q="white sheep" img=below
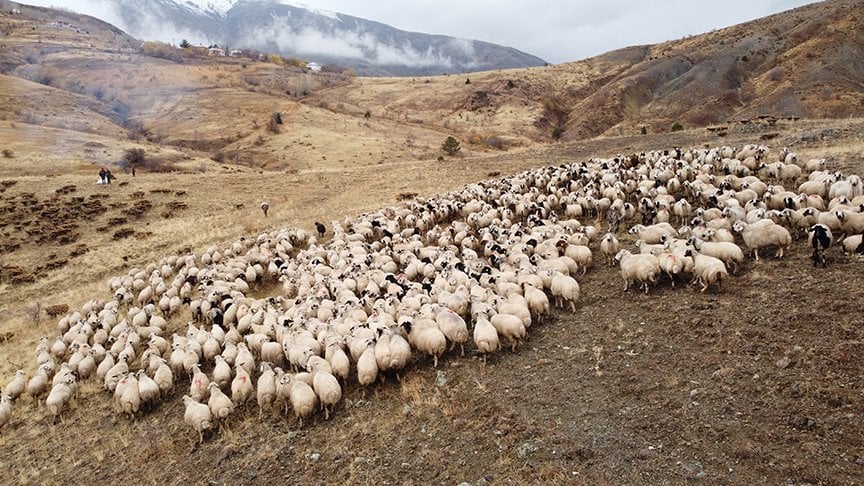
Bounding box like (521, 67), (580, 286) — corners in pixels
(190, 365), (210, 403)
(256, 363), (277, 417)
(26, 367), (51, 404)
(286, 374), (318, 428)
(614, 250), (660, 294)
(309, 361), (342, 419)
(400, 317), (446, 367)
(153, 357), (174, 394)
(472, 314), (500, 362)
(599, 233), (619, 266)
(688, 252), (728, 292)
(628, 223), (677, 244)
(836, 210), (864, 236)
(550, 271), (580, 312)
(231, 362), (254, 407)
(4, 370), (26, 402)
(434, 305), (470, 356)
(356, 339), (378, 386)
(207, 382), (235, 432)
(521, 283), (550, 322)
(841, 234), (864, 254)
(46, 374), (77, 422)
(118, 373), (141, 419)
(689, 238), (745, 274)
(657, 252), (692, 287)
(0, 393), (13, 429)
(489, 312), (527, 352)
(732, 220), (792, 260)
(182, 395), (212, 444)
(136, 370), (160, 412)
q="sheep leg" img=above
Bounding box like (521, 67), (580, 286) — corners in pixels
(460, 344), (465, 357)
(753, 249), (760, 261)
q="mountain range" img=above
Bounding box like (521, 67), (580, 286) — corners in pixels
(75, 0), (547, 76)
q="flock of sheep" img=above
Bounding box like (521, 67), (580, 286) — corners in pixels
(2, 143), (863, 443)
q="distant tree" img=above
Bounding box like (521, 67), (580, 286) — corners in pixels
(123, 148), (146, 166)
(465, 78), (471, 85)
(179, 39), (191, 48)
(268, 112), (282, 133)
(441, 136), (461, 156)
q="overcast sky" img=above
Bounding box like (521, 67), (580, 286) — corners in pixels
(23, 0), (818, 63)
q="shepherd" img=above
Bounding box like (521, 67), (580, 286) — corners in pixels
(260, 201), (269, 217)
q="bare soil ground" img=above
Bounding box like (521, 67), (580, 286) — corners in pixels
(1, 119), (863, 485)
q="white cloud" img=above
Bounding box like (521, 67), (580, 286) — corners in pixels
(20, 0), (820, 63)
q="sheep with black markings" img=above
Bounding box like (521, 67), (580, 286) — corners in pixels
(808, 224), (833, 267)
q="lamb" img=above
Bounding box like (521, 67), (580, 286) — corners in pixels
(808, 224), (832, 267)
(732, 220), (792, 260)
(4, 370), (26, 401)
(688, 238), (745, 274)
(0, 393), (12, 429)
(599, 233), (620, 266)
(614, 250), (661, 294)
(687, 251), (728, 292)
(182, 395), (212, 444)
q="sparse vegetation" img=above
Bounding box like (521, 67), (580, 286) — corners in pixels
(122, 148), (146, 167)
(441, 136), (461, 155)
(2, 148), (13, 158)
(179, 39), (190, 48)
(671, 121), (684, 132)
